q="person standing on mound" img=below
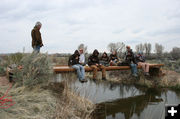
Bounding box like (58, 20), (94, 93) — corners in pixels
(31, 21), (43, 53)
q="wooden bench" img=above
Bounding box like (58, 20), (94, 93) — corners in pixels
(53, 64), (164, 73)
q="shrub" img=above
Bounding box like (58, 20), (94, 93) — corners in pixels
(6, 53), (24, 65)
(0, 66), (6, 76)
(15, 53), (53, 87)
(0, 57), (7, 76)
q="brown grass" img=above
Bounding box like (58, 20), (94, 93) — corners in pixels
(55, 81), (94, 119)
(0, 78), (94, 119)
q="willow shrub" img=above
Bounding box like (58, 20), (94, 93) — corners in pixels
(15, 53), (53, 87)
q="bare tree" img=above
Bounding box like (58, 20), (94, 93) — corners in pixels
(78, 43), (88, 55)
(135, 43), (144, 53)
(170, 47), (180, 60)
(144, 43), (152, 56)
(107, 42), (126, 57)
(154, 43), (164, 58)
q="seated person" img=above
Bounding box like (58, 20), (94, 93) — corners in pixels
(100, 52), (109, 67)
(136, 51), (150, 76)
(88, 49), (106, 80)
(125, 46), (138, 77)
(109, 51), (118, 66)
(79, 48), (85, 66)
(68, 50), (87, 82)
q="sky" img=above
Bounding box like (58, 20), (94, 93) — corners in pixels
(0, 0), (180, 54)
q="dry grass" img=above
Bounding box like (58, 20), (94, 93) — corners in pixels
(0, 85), (56, 119)
(56, 81), (95, 119)
(0, 81), (94, 119)
(100, 69), (180, 90)
(159, 70), (180, 88)
(0, 53), (95, 119)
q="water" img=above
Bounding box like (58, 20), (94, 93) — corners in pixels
(55, 74), (180, 119)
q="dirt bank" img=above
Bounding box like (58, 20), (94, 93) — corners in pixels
(0, 77), (94, 119)
(103, 70), (180, 90)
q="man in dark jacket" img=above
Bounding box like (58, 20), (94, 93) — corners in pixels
(31, 21), (43, 53)
(68, 50), (87, 82)
(136, 51), (150, 76)
(88, 49), (106, 80)
(125, 46), (138, 77)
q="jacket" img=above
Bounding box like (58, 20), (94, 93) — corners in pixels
(31, 26), (43, 47)
(100, 52), (109, 62)
(88, 49), (99, 66)
(124, 49), (136, 65)
(68, 50), (80, 66)
(136, 55), (145, 63)
(109, 54), (118, 61)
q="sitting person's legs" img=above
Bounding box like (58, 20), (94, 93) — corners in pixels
(99, 65), (106, 80)
(130, 63), (138, 77)
(90, 65), (98, 79)
(145, 63), (150, 75)
(138, 62), (150, 76)
(110, 60), (117, 66)
(72, 64), (83, 80)
(78, 64), (85, 80)
(138, 62), (146, 72)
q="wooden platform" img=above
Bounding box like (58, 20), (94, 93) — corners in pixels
(53, 64), (164, 73)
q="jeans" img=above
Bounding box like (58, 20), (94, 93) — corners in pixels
(33, 45), (41, 53)
(72, 64), (85, 81)
(130, 63), (137, 75)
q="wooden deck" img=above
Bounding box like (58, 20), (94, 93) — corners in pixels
(53, 64), (164, 73)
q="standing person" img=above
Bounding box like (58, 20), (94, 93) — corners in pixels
(88, 49), (106, 80)
(68, 50), (87, 83)
(100, 52), (109, 67)
(79, 48), (85, 66)
(31, 21), (43, 53)
(125, 46), (138, 77)
(109, 51), (118, 66)
(136, 51), (150, 76)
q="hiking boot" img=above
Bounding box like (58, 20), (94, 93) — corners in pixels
(92, 78), (97, 82)
(83, 79), (88, 82)
(80, 79), (88, 83)
(102, 77), (106, 80)
(132, 74), (138, 77)
(145, 72), (150, 76)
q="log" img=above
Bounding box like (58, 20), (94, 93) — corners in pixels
(53, 64), (164, 73)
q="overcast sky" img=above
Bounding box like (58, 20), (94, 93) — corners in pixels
(0, 0), (180, 53)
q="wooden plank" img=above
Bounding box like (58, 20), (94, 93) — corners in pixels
(53, 64), (164, 73)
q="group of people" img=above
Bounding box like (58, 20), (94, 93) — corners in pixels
(68, 46), (150, 83)
(31, 21), (150, 83)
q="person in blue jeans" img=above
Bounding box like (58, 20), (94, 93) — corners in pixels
(125, 46), (138, 77)
(68, 50), (87, 82)
(31, 21), (43, 53)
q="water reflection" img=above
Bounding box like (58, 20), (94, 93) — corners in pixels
(93, 88), (163, 119)
(55, 74), (180, 119)
(71, 80), (144, 103)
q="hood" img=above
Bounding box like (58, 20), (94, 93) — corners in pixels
(102, 52), (108, 57)
(73, 50), (80, 57)
(138, 51), (143, 55)
(93, 49), (99, 56)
